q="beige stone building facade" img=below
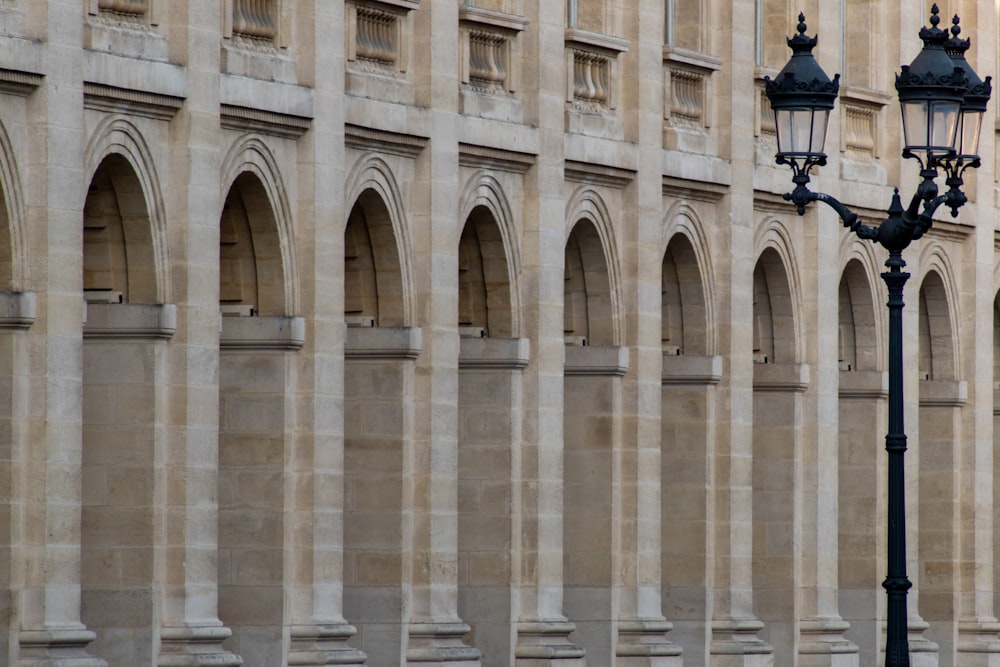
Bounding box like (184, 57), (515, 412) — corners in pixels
(2, 1), (1000, 666)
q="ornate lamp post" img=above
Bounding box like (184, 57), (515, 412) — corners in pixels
(764, 6), (991, 667)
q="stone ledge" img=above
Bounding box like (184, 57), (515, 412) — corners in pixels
(564, 344), (628, 377)
(83, 302), (175, 340)
(220, 315), (304, 351)
(459, 336), (529, 370)
(345, 326), (421, 360)
(0, 291), (34, 330)
(838, 370), (888, 399)
(752, 362), (809, 392)
(661, 354), (722, 385)
(919, 378), (967, 407)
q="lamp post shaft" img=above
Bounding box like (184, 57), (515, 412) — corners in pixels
(882, 250), (912, 667)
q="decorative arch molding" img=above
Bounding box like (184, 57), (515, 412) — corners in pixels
(0, 117), (26, 290)
(915, 242), (962, 380)
(458, 171), (523, 338)
(82, 115), (171, 303)
(219, 134), (299, 316)
(565, 185), (625, 347)
(345, 154), (416, 327)
(838, 235), (886, 367)
(662, 201), (717, 356)
(753, 217), (804, 364)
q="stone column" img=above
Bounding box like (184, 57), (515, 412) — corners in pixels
(16, 2), (101, 664)
(0, 293), (34, 662)
(457, 336), (530, 666)
(513, 1), (582, 663)
(80, 304), (175, 666)
(156, 1), (239, 663)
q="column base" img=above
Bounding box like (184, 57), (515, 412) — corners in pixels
(156, 625), (242, 667)
(515, 620), (585, 666)
(956, 620), (1000, 666)
(710, 618), (773, 667)
(798, 618), (859, 667)
(906, 618), (939, 667)
(17, 628), (106, 667)
(406, 622), (480, 666)
(288, 624), (367, 666)
(616, 618), (683, 666)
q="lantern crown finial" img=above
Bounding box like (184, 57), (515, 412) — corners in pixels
(786, 12), (816, 52)
(919, 4), (949, 45)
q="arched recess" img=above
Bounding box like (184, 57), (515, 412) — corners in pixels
(751, 244), (803, 666)
(216, 159), (299, 665)
(752, 240), (800, 365)
(660, 221), (712, 355)
(916, 265), (962, 660)
(838, 256), (881, 372)
(562, 193), (625, 664)
(219, 136), (297, 316)
(455, 200), (522, 666)
(659, 220), (716, 664)
(82, 116), (169, 303)
(341, 178), (416, 663)
(344, 156), (415, 327)
(81, 149), (171, 666)
(457, 172), (521, 338)
(563, 188), (623, 347)
(837, 256), (886, 666)
(0, 118), (25, 291)
(917, 269), (958, 382)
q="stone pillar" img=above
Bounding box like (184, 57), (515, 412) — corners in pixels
(457, 336), (529, 667)
(216, 316), (304, 665)
(342, 326), (420, 665)
(661, 354), (722, 666)
(562, 345), (628, 665)
(751, 362), (809, 667)
(0, 293), (34, 662)
(406, 1), (479, 663)
(838, 371), (888, 666)
(80, 304), (175, 666)
(917, 380), (966, 666)
(156, 1), (238, 662)
(16, 2), (101, 663)
(513, 1), (582, 664)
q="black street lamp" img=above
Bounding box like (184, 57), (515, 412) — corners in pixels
(764, 6), (991, 667)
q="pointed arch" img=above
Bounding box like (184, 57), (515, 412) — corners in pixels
(219, 135), (298, 316)
(82, 116), (169, 303)
(564, 187), (624, 346)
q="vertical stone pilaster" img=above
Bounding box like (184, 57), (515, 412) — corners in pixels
(16, 1), (101, 664)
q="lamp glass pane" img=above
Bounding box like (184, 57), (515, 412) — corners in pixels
(928, 100), (960, 152)
(901, 100), (929, 150)
(810, 108), (831, 155)
(957, 110), (983, 157)
(775, 107), (826, 155)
